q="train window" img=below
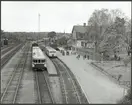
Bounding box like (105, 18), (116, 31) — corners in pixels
(38, 60), (40, 63)
(42, 60), (45, 62)
(50, 51), (56, 53)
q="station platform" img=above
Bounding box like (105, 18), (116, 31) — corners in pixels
(44, 53), (58, 76)
(57, 54), (124, 104)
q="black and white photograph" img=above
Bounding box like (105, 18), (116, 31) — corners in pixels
(1, 1), (131, 104)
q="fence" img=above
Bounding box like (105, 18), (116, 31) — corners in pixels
(119, 81), (131, 87)
(91, 62), (131, 88)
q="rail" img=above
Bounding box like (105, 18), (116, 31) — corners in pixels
(1, 44), (23, 68)
(35, 71), (54, 104)
(1, 43), (29, 103)
(51, 58), (89, 104)
(1, 45), (14, 55)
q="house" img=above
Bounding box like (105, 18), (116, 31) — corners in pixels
(71, 23), (95, 53)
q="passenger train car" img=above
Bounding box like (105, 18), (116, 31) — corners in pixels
(32, 42), (38, 47)
(1, 38), (8, 47)
(57, 47), (65, 53)
(32, 46), (47, 70)
(45, 46), (57, 58)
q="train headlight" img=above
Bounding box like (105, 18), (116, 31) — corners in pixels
(44, 64), (47, 67)
(32, 64), (35, 67)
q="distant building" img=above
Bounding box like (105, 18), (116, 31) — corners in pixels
(71, 23), (95, 53)
(27, 37), (33, 41)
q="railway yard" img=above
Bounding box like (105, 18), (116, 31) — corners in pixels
(1, 41), (89, 104)
(1, 41), (129, 104)
(1, 1), (131, 104)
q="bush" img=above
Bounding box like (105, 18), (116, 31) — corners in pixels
(118, 88), (131, 104)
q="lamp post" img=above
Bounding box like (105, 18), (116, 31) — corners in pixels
(94, 41), (97, 61)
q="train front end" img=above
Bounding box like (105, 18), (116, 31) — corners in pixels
(32, 59), (47, 70)
(32, 46), (47, 70)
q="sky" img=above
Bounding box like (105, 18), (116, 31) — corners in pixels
(1, 1), (131, 33)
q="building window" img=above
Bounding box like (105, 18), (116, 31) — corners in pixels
(80, 33), (84, 39)
(85, 43), (87, 47)
(91, 36), (92, 39)
(81, 41), (84, 47)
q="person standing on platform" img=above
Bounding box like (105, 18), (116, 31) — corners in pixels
(87, 55), (89, 60)
(76, 54), (80, 59)
(83, 55), (86, 60)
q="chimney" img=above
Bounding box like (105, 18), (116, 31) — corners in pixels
(83, 23), (86, 27)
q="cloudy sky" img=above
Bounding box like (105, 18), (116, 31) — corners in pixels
(1, 1), (131, 33)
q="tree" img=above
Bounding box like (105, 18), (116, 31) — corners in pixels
(124, 19), (131, 55)
(88, 9), (111, 52)
(88, 8), (130, 58)
(48, 31), (56, 38)
(118, 88), (131, 104)
(88, 8), (110, 37)
(48, 31), (56, 43)
(57, 36), (68, 46)
(108, 9), (126, 25)
(99, 16), (127, 58)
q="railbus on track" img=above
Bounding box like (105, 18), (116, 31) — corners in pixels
(45, 46), (57, 58)
(32, 46), (47, 70)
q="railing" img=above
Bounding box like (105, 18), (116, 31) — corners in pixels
(119, 81), (131, 87)
(91, 62), (131, 88)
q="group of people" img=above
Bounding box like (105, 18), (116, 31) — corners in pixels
(114, 54), (121, 61)
(76, 54), (89, 60)
(62, 50), (90, 60)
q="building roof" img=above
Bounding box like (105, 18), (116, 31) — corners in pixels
(72, 25), (91, 33)
(72, 25), (92, 40)
(72, 25), (97, 41)
(72, 25), (87, 33)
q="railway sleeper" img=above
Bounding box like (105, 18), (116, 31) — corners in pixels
(7, 85), (17, 89)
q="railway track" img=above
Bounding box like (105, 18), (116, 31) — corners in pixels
(1, 43), (30, 104)
(35, 71), (55, 104)
(1, 45), (9, 50)
(1, 45), (15, 55)
(51, 58), (89, 104)
(1, 44), (23, 69)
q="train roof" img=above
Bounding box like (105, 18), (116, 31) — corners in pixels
(32, 47), (46, 59)
(32, 46), (39, 49)
(57, 47), (64, 50)
(45, 46), (56, 51)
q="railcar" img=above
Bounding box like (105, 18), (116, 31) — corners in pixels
(45, 46), (57, 58)
(32, 46), (47, 70)
(1, 38), (9, 47)
(4, 38), (8, 45)
(57, 47), (65, 53)
(32, 42), (38, 47)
